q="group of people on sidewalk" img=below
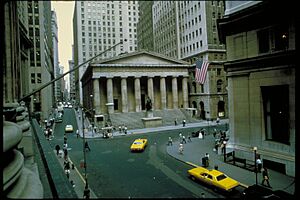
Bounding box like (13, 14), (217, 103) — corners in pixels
(167, 126), (273, 189)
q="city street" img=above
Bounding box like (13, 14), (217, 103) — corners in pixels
(48, 108), (238, 198)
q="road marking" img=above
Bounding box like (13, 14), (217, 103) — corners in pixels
(68, 157), (86, 184)
(239, 182), (248, 188)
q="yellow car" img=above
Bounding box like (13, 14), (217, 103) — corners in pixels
(65, 125), (73, 133)
(188, 166), (239, 192)
(130, 138), (148, 152)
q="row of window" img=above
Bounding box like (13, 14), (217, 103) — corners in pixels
(81, 1), (137, 9)
(31, 73), (41, 84)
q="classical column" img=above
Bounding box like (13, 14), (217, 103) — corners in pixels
(182, 76), (189, 108)
(134, 77), (141, 112)
(93, 78), (101, 114)
(172, 76), (178, 109)
(160, 76), (167, 110)
(147, 76), (154, 110)
(106, 77), (114, 114)
(121, 77), (128, 112)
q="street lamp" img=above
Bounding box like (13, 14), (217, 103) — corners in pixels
(207, 111), (210, 135)
(81, 106), (88, 190)
(223, 140), (227, 162)
(253, 146), (258, 185)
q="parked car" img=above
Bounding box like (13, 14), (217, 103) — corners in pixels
(188, 166), (240, 192)
(65, 125), (73, 133)
(242, 184), (295, 199)
(130, 138), (148, 152)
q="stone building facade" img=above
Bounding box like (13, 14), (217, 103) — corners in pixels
(81, 51), (191, 121)
(217, 1), (295, 176)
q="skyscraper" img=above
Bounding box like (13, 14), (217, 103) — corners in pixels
(51, 10), (62, 103)
(73, 1), (139, 104)
(28, 1), (54, 120)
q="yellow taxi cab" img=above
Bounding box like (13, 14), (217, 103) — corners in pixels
(188, 166), (239, 192)
(130, 138), (148, 152)
(65, 125), (73, 133)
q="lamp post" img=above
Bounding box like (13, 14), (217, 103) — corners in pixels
(89, 94), (94, 131)
(253, 146), (258, 185)
(223, 140), (227, 162)
(81, 106), (88, 189)
(207, 111), (210, 135)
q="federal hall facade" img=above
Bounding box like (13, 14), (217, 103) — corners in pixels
(81, 51), (192, 122)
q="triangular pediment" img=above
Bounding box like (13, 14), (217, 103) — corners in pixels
(91, 50), (189, 65)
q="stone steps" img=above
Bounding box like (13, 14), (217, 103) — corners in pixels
(109, 109), (200, 129)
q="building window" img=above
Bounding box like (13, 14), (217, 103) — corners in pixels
(261, 85), (290, 145)
(31, 73), (35, 83)
(216, 79), (222, 93)
(258, 29), (269, 54)
(217, 68), (221, 76)
(258, 25), (289, 54)
(37, 73), (41, 83)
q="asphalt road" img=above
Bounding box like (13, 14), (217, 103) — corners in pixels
(49, 108), (238, 198)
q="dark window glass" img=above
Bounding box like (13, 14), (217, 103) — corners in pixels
(258, 29), (269, 54)
(262, 85), (290, 144)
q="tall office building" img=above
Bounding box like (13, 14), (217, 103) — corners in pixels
(51, 10), (61, 103)
(28, 1), (54, 120)
(73, 1), (139, 104)
(69, 45), (76, 102)
(3, 1), (43, 198)
(137, 1), (154, 51)
(139, 1), (227, 119)
(152, 1), (181, 59)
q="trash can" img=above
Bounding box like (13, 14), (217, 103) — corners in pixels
(202, 157), (209, 167)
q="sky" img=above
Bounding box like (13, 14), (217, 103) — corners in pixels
(51, 1), (75, 73)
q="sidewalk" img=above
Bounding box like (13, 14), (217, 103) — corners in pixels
(53, 150), (97, 198)
(74, 109), (227, 139)
(166, 136), (295, 194)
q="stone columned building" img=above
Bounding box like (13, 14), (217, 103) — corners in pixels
(81, 51), (192, 128)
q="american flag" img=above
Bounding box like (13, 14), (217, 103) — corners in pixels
(195, 59), (209, 84)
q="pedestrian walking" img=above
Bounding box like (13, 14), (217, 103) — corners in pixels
(182, 135), (187, 144)
(188, 135), (192, 142)
(256, 157), (262, 173)
(76, 129), (79, 138)
(182, 119), (186, 127)
(64, 134), (67, 143)
(83, 184), (90, 199)
(216, 117), (220, 124)
(205, 153), (210, 167)
(168, 137), (173, 146)
(205, 152), (210, 159)
(64, 148), (68, 160)
(84, 141), (91, 151)
(179, 133), (183, 143)
(201, 192), (205, 198)
(63, 141), (68, 150)
(119, 125), (122, 133)
(64, 160), (70, 171)
(261, 167), (271, 188)
(65, 168), (70, 179)
(178, 143), (184, 154)
(124, 126), (127, 134)
(55, 144), (60, 156)
(174, 118), (177, 126)
(70, 180), (75, 188)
